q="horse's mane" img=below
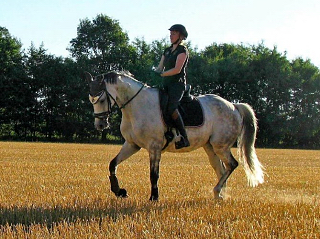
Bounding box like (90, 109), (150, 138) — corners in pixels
(102, 70), (144, 85)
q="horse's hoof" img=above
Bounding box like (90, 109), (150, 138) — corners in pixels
(117, 188), (128, 198)
(149, 195), (159, 201)
(149, 187), (159, 201)
(214, 195), (223, 200)
(214, 190), (223, 200)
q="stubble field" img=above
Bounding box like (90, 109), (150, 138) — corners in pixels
(0, 141), (319, 238)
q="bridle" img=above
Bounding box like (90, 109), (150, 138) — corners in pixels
(90, 83), (145, 120)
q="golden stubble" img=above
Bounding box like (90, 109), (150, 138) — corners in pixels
(0, 142), (319, 238)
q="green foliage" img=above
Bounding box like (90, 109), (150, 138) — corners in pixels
(68, 14), (135, 74)
(0, 27), (31, 139)
(1, 15), (320, 148)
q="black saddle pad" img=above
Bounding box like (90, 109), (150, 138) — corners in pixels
(159, 90), (204, 127)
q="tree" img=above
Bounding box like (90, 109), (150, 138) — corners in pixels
(285, 58), (320, 147)
(0, 27), (32, 139)
(68, 14), (135, 74)
(25, 44), (96, 141)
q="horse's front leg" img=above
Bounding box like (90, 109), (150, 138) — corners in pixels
(149, 146), (162, 201)
(109, 141), (141, 198)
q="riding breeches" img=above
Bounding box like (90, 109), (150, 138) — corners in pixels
(164, 82), (186, 116)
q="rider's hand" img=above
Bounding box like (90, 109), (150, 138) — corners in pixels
(152, 66), (162, 75)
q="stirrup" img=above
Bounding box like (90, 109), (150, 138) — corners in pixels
(175, 136), (190, 149)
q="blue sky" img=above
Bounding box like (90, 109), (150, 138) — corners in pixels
(1, 0), (320, 67)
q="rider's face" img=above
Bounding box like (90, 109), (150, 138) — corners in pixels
(170, 31), (180, 44)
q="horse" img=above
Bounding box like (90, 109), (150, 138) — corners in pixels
(84, 71), (264, 200)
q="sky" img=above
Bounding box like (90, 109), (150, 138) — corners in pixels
(1, 0), (320, 67)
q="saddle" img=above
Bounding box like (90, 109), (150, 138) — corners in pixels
(159, 84), (204, 150)
(159, 84), (204, 128)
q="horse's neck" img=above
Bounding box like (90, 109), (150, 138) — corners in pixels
(120, 87), (158, 124)
(115, 77), (143, 106)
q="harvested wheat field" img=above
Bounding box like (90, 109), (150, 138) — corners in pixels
(0, 142), (319, 238)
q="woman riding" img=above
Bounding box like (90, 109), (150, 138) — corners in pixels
(154, 24), (190, 149)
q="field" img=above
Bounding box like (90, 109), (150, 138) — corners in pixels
(0, 142), (319, 238)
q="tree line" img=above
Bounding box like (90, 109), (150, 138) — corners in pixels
(1, 14), (320, 148)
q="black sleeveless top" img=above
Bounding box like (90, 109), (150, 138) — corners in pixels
(163, 44), (189, 86)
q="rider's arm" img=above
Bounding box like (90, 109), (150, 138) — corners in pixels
(154, 55), (165, 73)
(161, 52), (187, 77)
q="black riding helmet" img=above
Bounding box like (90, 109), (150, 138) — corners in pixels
(168, 24), (188, 40)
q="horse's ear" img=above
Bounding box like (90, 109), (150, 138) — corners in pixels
(83, 71), (93, 83)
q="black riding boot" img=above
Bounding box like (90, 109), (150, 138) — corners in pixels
(173, 111), (190, 149)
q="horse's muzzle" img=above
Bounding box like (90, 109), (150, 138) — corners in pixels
(94, 112), (110, 131)
(95, 118), (109, 131)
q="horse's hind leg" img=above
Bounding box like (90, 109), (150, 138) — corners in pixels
(109, 141), (141, 198)
(211, 145), (238, 199)
(203, 143), (226, 197)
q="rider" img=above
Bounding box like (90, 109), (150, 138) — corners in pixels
(154, 24), (190, 149)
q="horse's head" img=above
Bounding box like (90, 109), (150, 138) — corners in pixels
(84, 72), (118, 131)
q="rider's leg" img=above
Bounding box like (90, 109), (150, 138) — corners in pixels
(172, 109), (190, 149)
(166, 82), (190, 149)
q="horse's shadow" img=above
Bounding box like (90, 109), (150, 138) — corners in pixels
(0, 200), (140, 229)
(0, 197), (219, 229)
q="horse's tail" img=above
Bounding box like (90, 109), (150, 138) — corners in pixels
(234, 103), (264, 187)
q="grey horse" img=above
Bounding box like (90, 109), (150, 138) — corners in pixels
(84, 71), (264, 200)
